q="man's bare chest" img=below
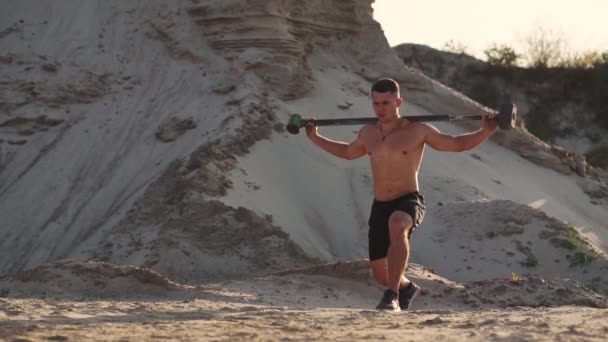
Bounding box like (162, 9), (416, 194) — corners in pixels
(365, 131), (423, 158)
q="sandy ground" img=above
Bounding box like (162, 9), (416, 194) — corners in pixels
(1, 260), (607, 341)
(2, 299), (608, 341)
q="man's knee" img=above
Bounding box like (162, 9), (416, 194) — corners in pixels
(388, 211), (413, 238)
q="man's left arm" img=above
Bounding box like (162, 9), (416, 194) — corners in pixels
(424, 110), (498, 152)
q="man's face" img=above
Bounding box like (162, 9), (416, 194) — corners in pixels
(372, 91), (402, 121)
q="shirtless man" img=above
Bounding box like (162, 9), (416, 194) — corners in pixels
(305, 78), (498, 311)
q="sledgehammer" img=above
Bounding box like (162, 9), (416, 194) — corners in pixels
(286, 103), (517, 134)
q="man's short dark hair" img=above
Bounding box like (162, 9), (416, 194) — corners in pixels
(371, 78), (400, 95)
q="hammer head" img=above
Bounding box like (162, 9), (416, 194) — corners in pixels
(286, 114), (303, 134)
(498, 103), (517, 130)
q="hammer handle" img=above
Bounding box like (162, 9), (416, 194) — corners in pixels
(308, 114), (479, 127)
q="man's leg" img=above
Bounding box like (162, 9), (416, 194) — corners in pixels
(368, 201), (417, 311)
(370, 257), (411, 311)
(370, 258), (411, 289)
(386, 210), (413, 293)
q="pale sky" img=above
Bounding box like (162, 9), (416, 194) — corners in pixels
(372, 0), (608, 58)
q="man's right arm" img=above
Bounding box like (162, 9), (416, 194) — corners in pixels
(306, 123), (367, 160)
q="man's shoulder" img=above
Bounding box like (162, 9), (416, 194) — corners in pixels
(360, 124), (377, 134)
(405, 120), (435, 133)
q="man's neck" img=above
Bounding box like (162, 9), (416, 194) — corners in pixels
(379, 113), (402, 131)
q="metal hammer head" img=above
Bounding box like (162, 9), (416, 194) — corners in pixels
(498, 103), (517, 130)
(286, 114), (303, 134)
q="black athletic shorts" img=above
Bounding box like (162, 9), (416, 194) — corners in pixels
(368, 192), (426, 261)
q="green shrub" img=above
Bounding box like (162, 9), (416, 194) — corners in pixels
(523, 109), (554, 141)
(568, 251), (597, 267)
(484, 44), (521, 67)
(524, 26), (565, 68)
(585, 144), (608, 169)
(557, 50), (605, 69)
(588, 277), (601, 293)
(585, 130), (603, 145)
(561, 226), (581, 250)
(591, 63), (608, 130)
(521, 252), (539, 268)
(468, 79), (501, 109)
(443, 39), (469, 54)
